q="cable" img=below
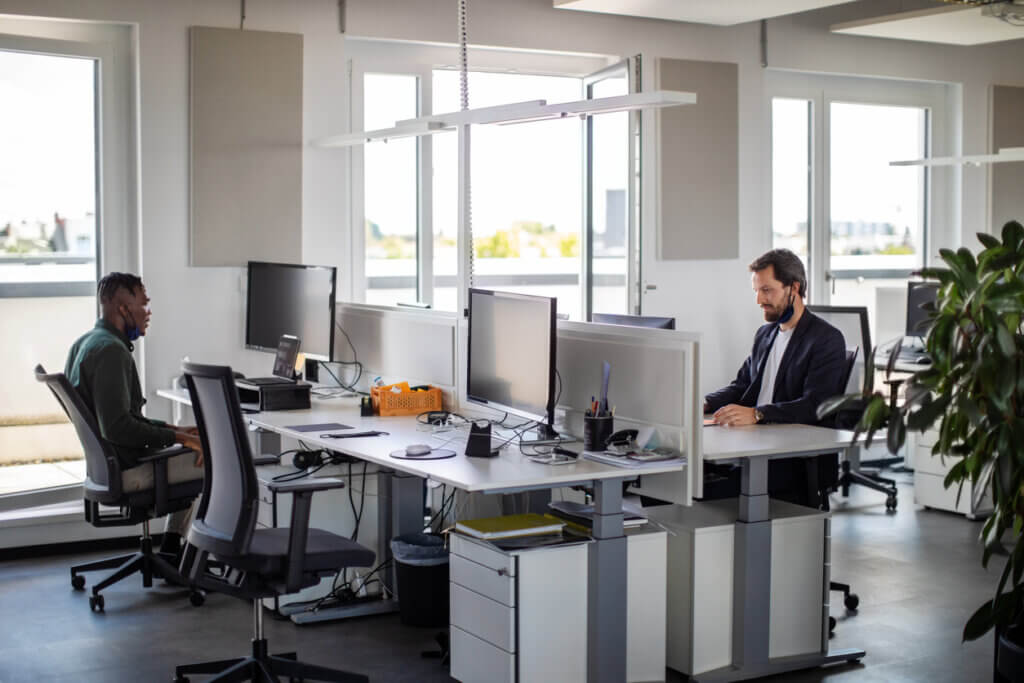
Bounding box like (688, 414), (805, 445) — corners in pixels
(330, 322), (364, 391)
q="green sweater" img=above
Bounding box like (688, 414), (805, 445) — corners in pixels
(65, 319), (176, 467)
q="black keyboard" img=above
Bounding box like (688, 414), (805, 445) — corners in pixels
(241, 377), (294, 386)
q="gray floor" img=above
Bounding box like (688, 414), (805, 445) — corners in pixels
(0, 476), (1000, 683)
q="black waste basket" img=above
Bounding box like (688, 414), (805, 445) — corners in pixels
(390, 533), (449, 627)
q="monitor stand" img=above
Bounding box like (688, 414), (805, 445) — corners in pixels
(520, 422), (574, 447)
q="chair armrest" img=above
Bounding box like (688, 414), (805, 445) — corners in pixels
(136, 445), (193, 463)
(265, 477), (346, 495)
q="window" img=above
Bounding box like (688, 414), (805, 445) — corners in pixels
(0, 49), (97, 295)
(363, 73), (419, 307)
(771, 98), (811, 263)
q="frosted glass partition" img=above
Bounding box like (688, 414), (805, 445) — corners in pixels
(334, 303), (458, 402)
(556, 321), (702, 504)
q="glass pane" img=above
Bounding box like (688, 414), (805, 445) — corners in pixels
(589, 73), (629, 318)
(0, 50), (97, 495)
(364, 74), (418, 307)
(829, 102), (926, 273)
(433, 71), (583, 318)
(771, 98), (811, 262)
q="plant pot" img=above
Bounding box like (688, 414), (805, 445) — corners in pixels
(997, 626), (1024, 681)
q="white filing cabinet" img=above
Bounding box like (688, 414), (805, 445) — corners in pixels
(913, 428), (991, 518)
(449, 529), (667, 683)
(649, 499), (828, 678)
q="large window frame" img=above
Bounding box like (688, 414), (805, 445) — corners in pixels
(766, 71), (954, 306)
(348, 39), (632, 318)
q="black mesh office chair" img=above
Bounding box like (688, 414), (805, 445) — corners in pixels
(34, 364), (204, 612)
(174, 362), (374, 683)
(807, 305), (898, 511)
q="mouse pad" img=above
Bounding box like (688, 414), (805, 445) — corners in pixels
(389, 449), (457, 460)
(285, 422), (352, 432)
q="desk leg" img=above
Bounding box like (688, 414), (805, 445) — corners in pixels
(694, 457), (866, 683)
(588, 478), (627, 683)
(380, 470), (425, 599)
(252, 429), (280, 460)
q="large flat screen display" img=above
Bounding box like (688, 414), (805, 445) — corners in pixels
(246, 261), (336, 360)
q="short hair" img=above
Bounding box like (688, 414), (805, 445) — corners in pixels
(748, 249), (808, 299)
(97, 272), (144, 305)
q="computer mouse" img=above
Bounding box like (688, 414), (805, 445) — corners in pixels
(405, 444), (432, 457)
(915, 355), (931, 364)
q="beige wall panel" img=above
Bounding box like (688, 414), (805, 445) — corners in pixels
(991, 85), (1024, 233)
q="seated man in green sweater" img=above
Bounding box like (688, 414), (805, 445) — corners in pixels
(65, 272), (204, 559)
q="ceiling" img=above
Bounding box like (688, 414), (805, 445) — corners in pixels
(552, 0), (854, 26)
(831, 3), (1024, 45)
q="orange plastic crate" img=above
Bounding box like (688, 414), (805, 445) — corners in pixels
(371, 384), (443, 417)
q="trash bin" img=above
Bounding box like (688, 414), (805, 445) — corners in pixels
(390, 533), (450, 627)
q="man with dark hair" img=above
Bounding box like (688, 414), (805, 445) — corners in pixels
(703, 249), (846, 504)
(66, 272), (203, 559)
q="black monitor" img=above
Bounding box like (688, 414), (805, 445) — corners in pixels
(906, 281), (938, 337)
(467, 288), (557, 435)
(246, 261), (337, 360)
(592, 312), (676, 330)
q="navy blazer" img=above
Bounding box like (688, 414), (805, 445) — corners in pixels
(705, 309), (846, 426)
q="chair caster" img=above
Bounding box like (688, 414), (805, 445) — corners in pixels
(290, 677), (303, 683)
(71, 574), (86, 590)
(845, 593), (860, 611)
(173, 677), (190, 683)
(886, 495), (897, 512)
(829, 616), (836, 634)
(89, 594), (105, 612)
(189, 590), (205, 607)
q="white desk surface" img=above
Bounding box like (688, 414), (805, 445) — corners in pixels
(156, 388), (683, 493)
(701, 423), (856, 462)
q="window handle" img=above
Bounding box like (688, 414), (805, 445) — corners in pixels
(644, 283), (657, 292)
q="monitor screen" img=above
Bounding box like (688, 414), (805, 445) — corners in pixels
(906, 281), (938, 336)
(246, 262), (336, 360)
(592, 312), (676, 330)
(467, 289), (556, 425)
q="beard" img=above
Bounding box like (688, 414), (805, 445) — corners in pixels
(762, 305), (782, 322)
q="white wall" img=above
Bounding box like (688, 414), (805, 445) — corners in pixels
(2, 0), (1022, 407)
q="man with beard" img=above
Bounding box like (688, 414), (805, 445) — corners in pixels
(703, 249), (845, 505)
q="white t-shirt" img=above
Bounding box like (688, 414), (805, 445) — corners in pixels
(756, 326), (794, 408)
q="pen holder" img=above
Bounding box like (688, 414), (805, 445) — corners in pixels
(360, 396), (374, 417)
(583, 414), (614, 452)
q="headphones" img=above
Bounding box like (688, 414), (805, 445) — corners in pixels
(292, 449), (356, 469)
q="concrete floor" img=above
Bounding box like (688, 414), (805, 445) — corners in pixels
(0, 475), (1001, 682)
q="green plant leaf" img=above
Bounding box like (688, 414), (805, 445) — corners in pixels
(995, 322), (1017, 358)
(944, 458), (967, 489)
(978, 232), (1002, 249)
(887, 413), (907, 454)
(1001, 220), (1024, 250)
(963, 598), (995, 641)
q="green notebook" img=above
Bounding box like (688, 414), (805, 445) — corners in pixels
(455, 513), (565, 540)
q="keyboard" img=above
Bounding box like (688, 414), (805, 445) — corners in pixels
(240, 377), (295, 386)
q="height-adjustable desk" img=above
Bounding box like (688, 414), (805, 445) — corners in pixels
(696, 423), (866, 682)
(157, 388), (683, 683)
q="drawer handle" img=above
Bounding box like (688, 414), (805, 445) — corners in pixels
(496, 568), (508, 576)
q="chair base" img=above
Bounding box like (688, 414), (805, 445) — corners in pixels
(174, 639), (368, 683)
(838, 461), (898, 511)
(71, 534), (202, 611)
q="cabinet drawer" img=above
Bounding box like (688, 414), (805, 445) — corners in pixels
(450, 583), (515, 652)
(914, 446), (956, 477)
(451, 625), (515, 683)
(450, 554), (515, 607)
(451, 534), (516, 577)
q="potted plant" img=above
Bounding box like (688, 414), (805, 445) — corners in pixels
(819, 220), (1024, 681)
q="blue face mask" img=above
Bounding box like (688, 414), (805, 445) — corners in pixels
(777, 289), (796, 324)
(121, 309), (141, 342)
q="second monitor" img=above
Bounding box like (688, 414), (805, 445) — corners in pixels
(467, 288), (559, 442)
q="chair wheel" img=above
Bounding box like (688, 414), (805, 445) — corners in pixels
(289, 678), (302, 683)
(886, 495), (897, 511)
(189, 590), (205, 607)
(845, 593), (860, 610)
(829, 616), (836, 633)
(71, 575), (86, 590)
(173, 677), (190, 683)
(89, 594), (104, 612)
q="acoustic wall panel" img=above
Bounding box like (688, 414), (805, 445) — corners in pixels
(991, 85), (1024, 233)
(190, 26), (303, 266)
(656, 58), (738, 260)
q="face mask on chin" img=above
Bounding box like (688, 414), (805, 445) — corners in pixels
(120, 309), (141, 342)
(776, 288), (796, 324)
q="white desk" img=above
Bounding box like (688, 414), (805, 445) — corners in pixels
(697, 424), (865, 682)
(158, 388), (682, 683)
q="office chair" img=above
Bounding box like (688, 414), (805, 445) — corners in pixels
(34, 365), (204, 612)
(174, 362), (374, 683)
(807, 305), (898, 511)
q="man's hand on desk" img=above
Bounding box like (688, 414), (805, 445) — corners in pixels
(711, 404), (758, 427)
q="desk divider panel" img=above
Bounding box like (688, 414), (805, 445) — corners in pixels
(334, 304), (459, 404)
(555, 321), (702, 504)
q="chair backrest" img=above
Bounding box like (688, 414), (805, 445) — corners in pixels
(182, 361), (259, 558)
(34, 364), (122, 501)
(841, 348), (859, 395)
(807, 305), (871, 393)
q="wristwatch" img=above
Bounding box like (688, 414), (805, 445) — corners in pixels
(754, 408), (765, 423)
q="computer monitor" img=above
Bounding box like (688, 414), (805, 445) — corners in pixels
(246, 261), (337, 361)
(592, 312), (676, 330)
(906, 281), (938, 337)
(467, 288), (557, 435)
